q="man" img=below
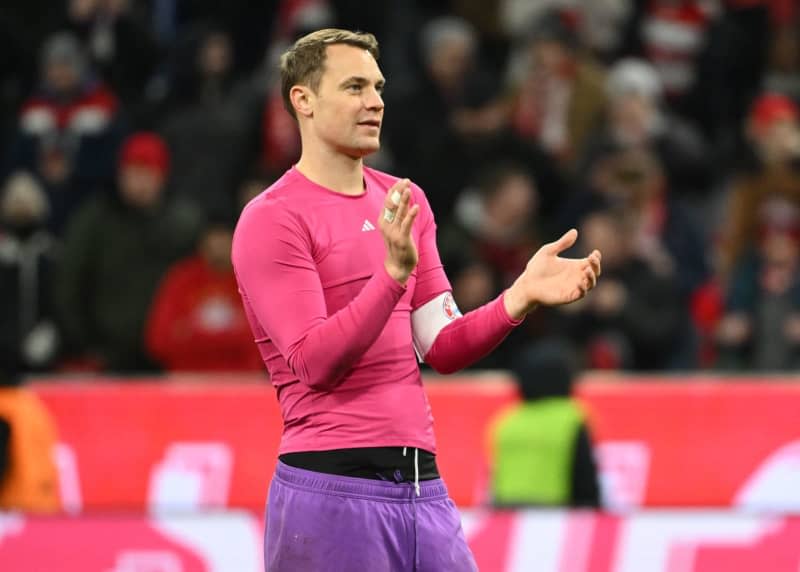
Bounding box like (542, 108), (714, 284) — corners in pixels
(487, 339), (601, 508)
(145, 218), (264, 372)
(56, 132), (203, 372)
(232, 29), (602, 572)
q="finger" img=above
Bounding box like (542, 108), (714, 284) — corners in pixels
(545, 229), (578, 255)
(589, 249), (602, 277)
(383, 179), (409, 223)
(578, 274), (589, 295)
(584, 266), (597, 289)
(400, 204), (420, 235)
(384, 179), (409, 211)
(393, 188), (412, 226)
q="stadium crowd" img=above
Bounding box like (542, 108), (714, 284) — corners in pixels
(1, 0), (799, 379)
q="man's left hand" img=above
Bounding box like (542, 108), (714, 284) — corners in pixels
(503, 229), (602, 320)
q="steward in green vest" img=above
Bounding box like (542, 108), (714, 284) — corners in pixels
(488, 340), (600, 507)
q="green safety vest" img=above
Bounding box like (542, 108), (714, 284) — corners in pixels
(490, 398), (584, 505)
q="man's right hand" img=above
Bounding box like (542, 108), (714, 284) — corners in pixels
(379, 178), (419, 285)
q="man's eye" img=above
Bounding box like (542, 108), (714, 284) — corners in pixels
(347, 84), (362, 92)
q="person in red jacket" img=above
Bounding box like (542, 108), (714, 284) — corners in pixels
(146, 220), (263, 372)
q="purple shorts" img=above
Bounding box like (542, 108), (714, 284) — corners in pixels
(264, 461), (478, 572)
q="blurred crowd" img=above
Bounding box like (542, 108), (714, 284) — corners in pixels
(1, 0), (800, 380)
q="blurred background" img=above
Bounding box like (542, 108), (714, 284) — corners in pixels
(0, 0), (799, 570)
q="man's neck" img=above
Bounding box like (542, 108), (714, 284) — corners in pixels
(295, 146), (365, 196)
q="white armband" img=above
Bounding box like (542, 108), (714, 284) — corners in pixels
(411, 291), (462, 361)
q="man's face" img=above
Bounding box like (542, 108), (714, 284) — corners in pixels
(201, 227), (234, 271)
(531, 40), (571, 78)
(199, 32), (232, 78)
(118, 165), (164, 209)
(305, 44), (385, 158)
(581, 213), (627, 269)
(754, 119), (800, 165)
(485, 174), (537, 231)
(612, 93), (656, 142)
(45, 61), (80, 95)
(428, 37), (472, 90)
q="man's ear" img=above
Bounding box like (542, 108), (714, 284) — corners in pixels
(290, 85), (314, 118)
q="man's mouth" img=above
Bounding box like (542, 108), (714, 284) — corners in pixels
(358, 120), (381, 128)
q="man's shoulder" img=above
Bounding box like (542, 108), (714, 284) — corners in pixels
(235, 171), (312, 246)
(240, 169), (307, 214)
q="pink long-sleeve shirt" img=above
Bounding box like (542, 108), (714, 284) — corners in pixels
(233, 166), (521, 455)
(233, 166), (451, 454)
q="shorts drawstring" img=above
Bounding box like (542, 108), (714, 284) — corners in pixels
(402, 446), (420, 497)
(413, 447), (420, 497)
(403, 447), (421, 570)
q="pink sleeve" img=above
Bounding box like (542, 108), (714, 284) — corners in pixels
(232, 201), (406, 390)
(410, 186), (451, 309)
(424, 292), (522, 374)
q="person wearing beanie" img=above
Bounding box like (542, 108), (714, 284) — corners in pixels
(746, 93), (800, 168)
(55, 131), (203, 372)
(7, 31), (126, 209)
(0, 171), (60, 373)
(720, 93), (800, 281)
(486, 339), (601, 507)
(578, 57), (712, 200)
(0, 171), (61, 372)
(506, 8), (607, 174)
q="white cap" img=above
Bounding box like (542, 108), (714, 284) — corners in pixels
(606, 58), (663, 101)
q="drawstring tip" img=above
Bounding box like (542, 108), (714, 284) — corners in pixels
(414, 483), (421, 497)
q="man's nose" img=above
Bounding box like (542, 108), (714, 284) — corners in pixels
(365, 88), (384, 111)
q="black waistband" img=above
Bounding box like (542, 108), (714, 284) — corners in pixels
(279, 447), (440, 482)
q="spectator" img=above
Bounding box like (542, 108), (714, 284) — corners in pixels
(763, 18), (800, 103)
(688, 2), (771, 150)
(487, 339), (601, 508)
(65, 0), (161, 119)
(579, 58), (712, 198)
(745, 93), (800, 172)
(506, 8), (606, 174)
(160, 26), (262, 218)
(637, 0), (717, 111)
(5, 32), (127, 220)
(719, 93), (800, 277)
(500, 1), (634, 63)
(382, 16), (507, 216)
(440, 163), (542, 290)
(146, 219), (263, 372)
(55, 132), (203, 372)
(438, 163), (557, 368)
(0, 172), (60, 373)
(557, 208), (687, 369)
(716, 196), (800, 370)
(562, 147), (709, 299)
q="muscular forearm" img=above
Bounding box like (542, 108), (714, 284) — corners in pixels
(424, 292), (522, 374)
(287, 267), (405, 390)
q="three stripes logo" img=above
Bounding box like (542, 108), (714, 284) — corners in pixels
(362, 219), (376, 232)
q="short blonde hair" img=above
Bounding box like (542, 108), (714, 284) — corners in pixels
(280, 29), (379, 120)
